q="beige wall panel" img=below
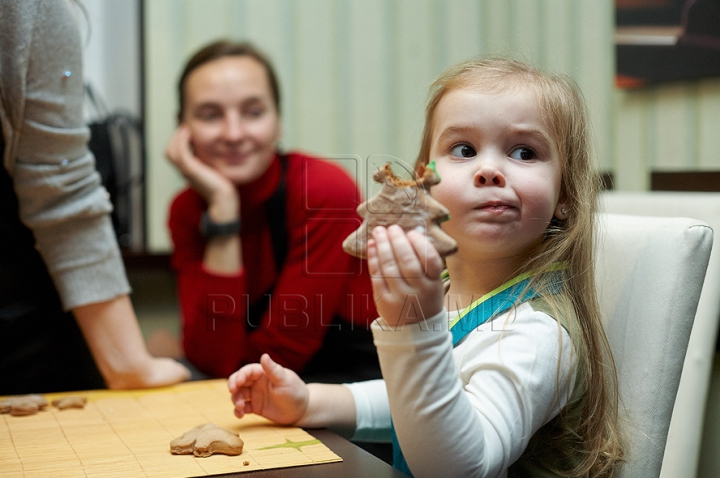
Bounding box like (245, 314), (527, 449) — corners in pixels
(243, 0), (287, 53)
(653, 83), (697, 170)
(574, 0), (615, 174)
(344, 0), (394, 189)
(441, 0), (483, 67)
(613, 89), (651, 190)
(507, 0), (542, 60)
(184, 0), (233, 46)
(541, 0), (574, 74)
(292, 0), (339, 155)
(482, 0), (512, 55)
(697, 80), (720, 171)
(393, 0), (438, 168)
(145, 0), (188, 252)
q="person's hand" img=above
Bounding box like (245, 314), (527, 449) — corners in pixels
(228, 354), (309, 425)
(165, 125), (238, 216)
(72, 295), (191, 390)
(367, 224), (445, 327)
(111, 357), (191, 390)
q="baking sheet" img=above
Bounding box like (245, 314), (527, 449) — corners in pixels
(0, 380), (341, 477)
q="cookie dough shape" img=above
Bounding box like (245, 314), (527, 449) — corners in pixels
(0, 394), (48, 416)
(343, 163), (458, 259)
(170, 423), (244, 457)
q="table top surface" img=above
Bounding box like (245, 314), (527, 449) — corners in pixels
(217, 429), (407, 478)
(0, 380), (406, 477)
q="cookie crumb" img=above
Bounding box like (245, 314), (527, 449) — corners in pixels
(243, 461), (250, 466)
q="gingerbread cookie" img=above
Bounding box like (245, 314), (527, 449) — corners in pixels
(343, 163), (457, 259)
(0, 394), (48, 416)
(52, 396), (87, 410)
(171, 423), (244, 457)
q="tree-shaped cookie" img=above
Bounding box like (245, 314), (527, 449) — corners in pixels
(170, 423), (244, 457)
(343, 162), (457, 259)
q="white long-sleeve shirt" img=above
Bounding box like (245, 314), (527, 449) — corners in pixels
(346, 302), (576, 478)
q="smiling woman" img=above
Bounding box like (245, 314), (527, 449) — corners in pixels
(179, 55), (281, 186)
(163, 40), (381, 384)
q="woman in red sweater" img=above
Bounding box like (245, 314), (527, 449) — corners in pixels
(165, 40), (379, 382)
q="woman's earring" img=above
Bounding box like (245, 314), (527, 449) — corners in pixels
(561, 208), (567, 216)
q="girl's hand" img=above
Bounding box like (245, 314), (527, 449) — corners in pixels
(228, 354), (309, 425)
(165, 125), (239, 215)
(367, 225), (445, 327)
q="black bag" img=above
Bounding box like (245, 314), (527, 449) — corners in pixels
(85, 84), (145, 251)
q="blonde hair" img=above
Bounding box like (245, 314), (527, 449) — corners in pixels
(416, 58), (623, 477)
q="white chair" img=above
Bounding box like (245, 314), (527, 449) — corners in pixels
(595, 211), (713, 478)
(601, 192), (720, 478)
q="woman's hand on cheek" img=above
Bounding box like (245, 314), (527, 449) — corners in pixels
(165, 125), (238, 214)
(368, 225), (444, 327)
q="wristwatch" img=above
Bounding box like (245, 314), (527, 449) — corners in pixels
(199, 212), (241, 238)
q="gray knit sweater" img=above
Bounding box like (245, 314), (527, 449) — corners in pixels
(0, 0), (130, 310)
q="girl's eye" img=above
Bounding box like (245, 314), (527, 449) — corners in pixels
(509, 147), (536, 161)
(449, 144), (476, 158)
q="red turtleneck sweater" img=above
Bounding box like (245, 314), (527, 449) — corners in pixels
(168, 152), (377, 378)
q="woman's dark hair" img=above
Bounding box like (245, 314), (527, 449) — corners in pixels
(177, 40), (281, 122)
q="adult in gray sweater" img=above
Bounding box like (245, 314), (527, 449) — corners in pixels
(0, 0), (189, 393)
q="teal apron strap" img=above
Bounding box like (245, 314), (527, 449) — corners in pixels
(391, 425), (412, 476)
(390, 264), (566, 475)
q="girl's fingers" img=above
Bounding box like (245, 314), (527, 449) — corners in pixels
(371, 224), (442, 288)
(229, 363), (265, 408)
(260, 354), (287, 387)
(406, 229), (443, 280)
(385, 225), (424, 279)
(367, 238), (390, 297)
(371, 226), (401, 279)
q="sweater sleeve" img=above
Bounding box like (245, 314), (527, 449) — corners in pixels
(6, 0), (129, 310)
(373, 305), (576, 478)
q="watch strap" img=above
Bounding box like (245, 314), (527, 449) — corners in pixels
(199, 211), (241, 238)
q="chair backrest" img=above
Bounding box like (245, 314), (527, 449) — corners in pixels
(595, 212), (712, 478)
(601, 192), (720, 478)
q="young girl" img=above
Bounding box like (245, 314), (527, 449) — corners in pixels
(228, 58), (624, 477)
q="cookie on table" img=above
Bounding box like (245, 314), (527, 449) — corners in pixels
(0, 394), (48, 416)
(171, 423), (244, 457)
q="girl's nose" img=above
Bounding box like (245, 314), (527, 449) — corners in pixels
(474, 163), (506, 187)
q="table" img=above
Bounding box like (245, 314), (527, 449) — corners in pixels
(0, 380), (407, 477)
(218, 430), (407, 478)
